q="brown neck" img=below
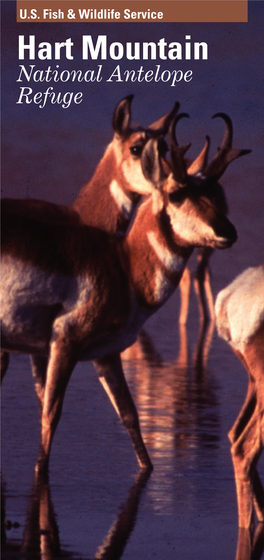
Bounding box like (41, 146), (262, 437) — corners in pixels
(121, 198), (193, 309)
(72, 146), (139, 234)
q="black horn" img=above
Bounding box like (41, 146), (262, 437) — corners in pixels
(203, 113), (251, 180)
(168, 114), (191, 185)
(147, 101), (180, 137)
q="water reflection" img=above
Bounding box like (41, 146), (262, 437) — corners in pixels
(235, 526), (264, 560)
(121, 319), (219, 515)
(2, 458), (264, 560)
(122, 319), (219, 465)
(2, 317), (264, 560)
(2, 468), (150, 560)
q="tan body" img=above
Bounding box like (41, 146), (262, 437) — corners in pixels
(215, 265), (264, 528)
(1, 134), (238, 473)
(1, 95), (177, 417)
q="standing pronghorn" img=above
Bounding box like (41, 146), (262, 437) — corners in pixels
(71, 95), (178, 233)
(171, 113), (249, 324)
(215, 265), (264, 529)
(0, 95), (177, 406)
(2, 95), (177, 235)
(1, 122), (241, 473)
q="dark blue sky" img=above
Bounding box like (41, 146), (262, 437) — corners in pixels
(1, 1), (263, 207)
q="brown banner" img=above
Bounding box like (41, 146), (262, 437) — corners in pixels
(17, 1), (248, 23)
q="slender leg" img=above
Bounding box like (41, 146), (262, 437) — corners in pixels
(94, 352), (153, 470)
(229, 378), (264, 526)
(1, 351), (9, 381)
(194, 248), (214, 323)
(241, 335), (264, 524)
(192, 317), (215, 377)
(36, 340), (77, 473)
(228, 379), (256, 445)
(253, 470), (264, 524)
(203, 267), (215, 322)
(179, 267), (191, 325)
(30, 355), (48, 417)
(230, 401), (263, 528)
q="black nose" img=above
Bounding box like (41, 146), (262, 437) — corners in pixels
(212, 211), (237, 248)
(226, 220), (238, 245)
(218, 218), (238, 249)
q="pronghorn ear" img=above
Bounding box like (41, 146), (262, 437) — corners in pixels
(112, 95), (134, 138)
(141, 138), (164, 189)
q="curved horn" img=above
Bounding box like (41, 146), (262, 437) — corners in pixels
(168, 114), (191, 185)
(213, 112), (233, 149)
(168, 112), (189, 149)
(187, 135), (210, 176)
(147, 101), (180, 136)
(112, 94), (134, 138)
(203, 113), (251, 180)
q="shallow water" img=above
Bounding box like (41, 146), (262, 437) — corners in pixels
(1, 1), (264, 558)
(2, 295), (264, 559)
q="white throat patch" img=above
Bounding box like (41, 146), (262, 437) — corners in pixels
(147, 231), (185, 274)
(153, 268), (175, 303)
(110, 180), (133, 219)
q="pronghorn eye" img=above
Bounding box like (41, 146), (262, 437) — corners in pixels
(130, 144), (143, 157)
(168, 188), (187, 206)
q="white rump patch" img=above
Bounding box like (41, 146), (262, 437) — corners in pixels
(147, 231), (185, 274)
(215, 265), (264, 352)
(110, 179), (133, 219)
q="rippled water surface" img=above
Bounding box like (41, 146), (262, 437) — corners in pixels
(1, 2), (264, 559)
(2, 296), (264, 559)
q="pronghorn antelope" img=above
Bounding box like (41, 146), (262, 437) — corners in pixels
(215, 265), (264, 529)
(0, 95), (177, 408)
(2, 95), (177, 235)
(72, 94), (178, 233)
(174, 113), (249, 325)
(1, 124), (241, 474)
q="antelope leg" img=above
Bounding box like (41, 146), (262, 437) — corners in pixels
(94, 352), (153, 470)
(194, 248), (214, 323)
(1, 351), (9, 381)
(228, 380), (256, 445)
(30, 354), (49, 417)
(179, 267), (191, 325)
(230, 401), (263, 528)
(36, 340), (77, 473)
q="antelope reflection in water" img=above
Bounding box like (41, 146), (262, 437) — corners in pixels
(1, 468), (150, 560)
(2, 469), (264, 560)
(121, 320), (219, 498)
(121, 323), (264, 559)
